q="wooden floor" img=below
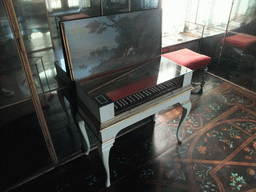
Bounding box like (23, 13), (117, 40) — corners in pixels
(8, 73), (256, 192)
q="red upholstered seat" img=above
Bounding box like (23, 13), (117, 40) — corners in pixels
(223, 33), (256, 51)
(162, 48), (211, 70)
(162, 48), (211, 94)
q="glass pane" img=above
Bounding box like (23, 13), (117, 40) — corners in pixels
(11, 0), (101, 95)
(185, 0), (198, 23)
(13, 0), (53, 52)
(186, 0), (232, 30)
(162, 21), (204, 49)
(28, 49), (59, 93)
(131, 0), (159, 11)
(68, 0), (80, 7)
(0, 98), (53, 190)
(183, 22), (204, 38)
(48, 0), (62, 9)
(41, 88), (85, 161)
(47, 0), (101, 41)
(0, 2), (53, 190)
(162, 0), (186, 37)
(220, 0), (256, 92)
(103, 0), (129, 15)
(11, 0), (60, 94)
(0, 7), (31, 107)
(229, 0), (256, 35)
(200, 27), (224, 67)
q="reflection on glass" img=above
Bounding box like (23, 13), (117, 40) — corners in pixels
(218, 0), (256, 90)
(131, 0), (159, 11)
(200, 27), (224, 64)
(42, 89), (84, 160)
(75, 56), (191, 119)
(13, 0), (52, 52)
(47, 0), (101, 40)
(46, 0), (100, 14)
(162, 0), (186, 36)
(12, 0), (55, 94)
(229, 0), (256, 36)
(200, 0), (231, 29)
(12, 0), (68, 94)
(46, 0), (88, 11)
(0, 10), (32, 107)
(103, 0), (129, 15)
(183, 0), (233, 30)
(84, 56), (191, 99)
(221, 32), (256, 75)
(184, 22), (204, 38)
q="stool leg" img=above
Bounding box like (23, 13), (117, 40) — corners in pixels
(192, 66), (208, 94)
(199, 66), (208, 93)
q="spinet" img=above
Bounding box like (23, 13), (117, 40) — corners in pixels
(56, 8), (193, 187)
(75, 56), (192, 123)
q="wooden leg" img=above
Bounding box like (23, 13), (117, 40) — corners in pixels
(76, 115), (90, 155)
(150, 114), (156, 126)
(200, 66), (208, 93)
(57, 90), (71, 126)
(192, 66), (208, 94)
(176, 101), (191, 144)
(96, 138), (115, 188)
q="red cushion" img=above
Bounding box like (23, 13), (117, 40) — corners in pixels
(224, 33), (256, 51)
(162, 48), (211, 70)
(106, 76), (157, 101)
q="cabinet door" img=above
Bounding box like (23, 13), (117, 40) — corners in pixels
(218, 0), (256, 90)
(0, 1), (55, 191)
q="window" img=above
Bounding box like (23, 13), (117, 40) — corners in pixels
(162, 0), (253, 36)
(46, 0), (90, 10)
(47, 0), (61, 9)
(68, 0), (80, 7)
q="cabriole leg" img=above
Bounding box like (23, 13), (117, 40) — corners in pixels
(96, 138), (115, 187)
(57, 90), (71, 126)
(76, 115), (90, 155)
(176, 101), (192, 143)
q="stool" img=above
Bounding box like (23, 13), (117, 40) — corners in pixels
(221, 33), (256, 77)
(162, 48), (211, 93)
(224, 33), (256, 53)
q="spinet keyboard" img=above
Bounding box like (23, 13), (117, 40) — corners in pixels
(112, 76), (183, 114)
